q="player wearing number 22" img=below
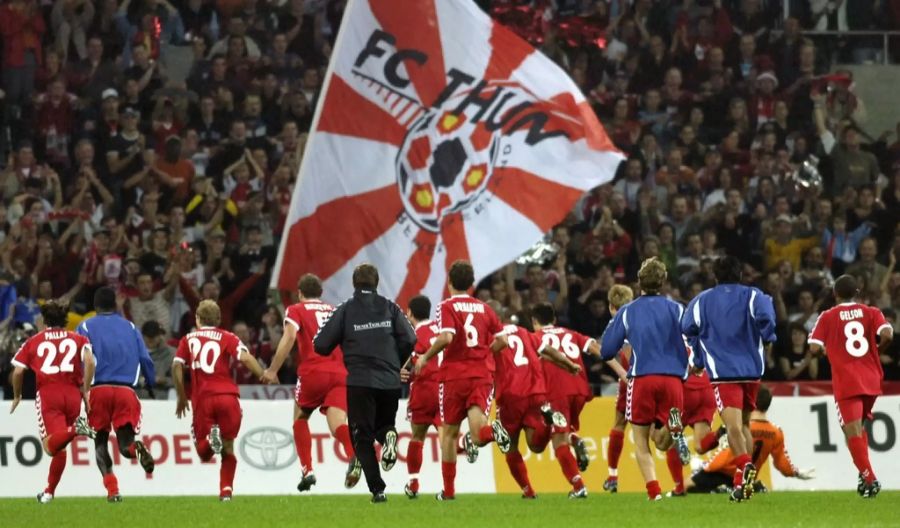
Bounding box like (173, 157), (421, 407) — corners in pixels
(414, 260), (512, 501)
(173, 300), (267, 501)
(807, 274), (893, 499)
(77, 287), (157, 501)
(10, 300), (98, 503)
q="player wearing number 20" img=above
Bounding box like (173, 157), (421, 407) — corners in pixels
(10, 300), (97, 503)
(173, 300), (266, 501)
(807, 275), (893, 499)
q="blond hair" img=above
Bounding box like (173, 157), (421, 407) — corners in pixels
(638, 257), (667, 294)
(196, 299), (222, 327)
(607, 284), (634, 310)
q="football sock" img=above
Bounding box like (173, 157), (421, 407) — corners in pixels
(47, 428), (77, 455)
(848, 434), (875, 483)
(698, 431), (719, 454)
(441, 461), (456, 498)
(46, 451), (67, 495)
(196, 439), (214, 462)
(666, 447), (684, 492)
(220, 453), (237, 494)
(125, 443), (136, 459)
(732, 453), (751, 488)
(608, 429), (624, 470)
(407, 440), (423, 492)
(102, 473), (119, 497)
(646, 480), (661, 499)
(569, 432), (582, 444)
(334, 424), (355, 458)
(505, 451), (533, 496)
(293, 419), (313, 474)
(555, 445), (584, 491)
(478, 425), (494, 445)
(456, 435), (466, 454)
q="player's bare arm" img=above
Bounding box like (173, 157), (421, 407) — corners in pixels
(172, 361), (190, 418)
(877, 327), (893, 355)
(606, 358), (627, 382)
(490, 333), (509, 353)
(540, 345), (581, 374)
(9, 366), (25, 414)
(240, 348), (268, 382)
(415, 331), (452, 375)
(263, 321), (298, 383)
(83, 346), (96, 413)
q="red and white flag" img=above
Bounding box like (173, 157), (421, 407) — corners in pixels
(272, 0), (623, 306)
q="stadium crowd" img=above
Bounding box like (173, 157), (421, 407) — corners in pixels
(1, 0), (899, 400)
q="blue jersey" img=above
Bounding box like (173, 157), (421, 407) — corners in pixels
(77, 313), (155, 387)
(681, 284), (776, 381)
(600, 295), (689, 379)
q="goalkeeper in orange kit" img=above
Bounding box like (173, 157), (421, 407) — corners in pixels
(686, 385), (815, 493)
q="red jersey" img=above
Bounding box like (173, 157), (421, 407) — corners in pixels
(411, 320), (441, 383)
(536, 325), (594, 398)
(808, 303), (891, 400)
(12, 329), (91, 390)
(684, 339), (711, 389)
(175, 327), (247, 397)
(495, 325), (547, 399)
(284, 301), (346, 378)
(436, 295), (504, 382)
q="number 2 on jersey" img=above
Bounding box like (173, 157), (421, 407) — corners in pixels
(508, 335), (529, 366)
(189, 338), (222, 374)
(37, 339), (78, 374)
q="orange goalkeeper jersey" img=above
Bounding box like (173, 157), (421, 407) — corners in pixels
(703, 419), (797, 477)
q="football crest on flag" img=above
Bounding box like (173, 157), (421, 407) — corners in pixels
(273, 0), (624, 306)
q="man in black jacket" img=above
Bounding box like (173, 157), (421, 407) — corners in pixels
(313, 263), (416, 503)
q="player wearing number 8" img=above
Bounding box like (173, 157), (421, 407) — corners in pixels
(10, 300), (97, 503)
(807, 275), (893, 498)
(77, 287), (157, 502)
(173, 300), (267, 500)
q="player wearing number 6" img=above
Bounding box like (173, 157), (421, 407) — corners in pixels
(173, 300), (267, 500)
(77, 287), (157, 502)
(10, 300), (97, 503)
(807, 275), (893, 499)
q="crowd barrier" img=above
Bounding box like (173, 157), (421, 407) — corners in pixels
(1, 396), (897, 496)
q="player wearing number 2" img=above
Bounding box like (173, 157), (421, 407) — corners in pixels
(807, 275), (893, 498)
(263, 273), (361, 492)
(414, 260), (512, 501)
(10, 300), (97, 503)
(173, 300), (267, 501)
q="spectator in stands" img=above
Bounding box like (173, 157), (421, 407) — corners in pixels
(141, 320), (173, 395)
(777, 322), (820, 380)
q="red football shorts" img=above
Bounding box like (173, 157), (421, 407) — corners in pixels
(35, 385), (82, 439)
(835, 395), (878, 427)
(295, 371), (347, 414)
(615, 380), (627, 414)
(407, 380), (441, 428)
(439, 378), (493, 425)
(88, 385), (142, 433)
(497, 394), (547, 437)
(191, 397), (209, 443)
(683, 385), (716, 426)
(549, 394), (587, 433)
(202, 394), (243, 440)
(713, 381), (760, 413)
(626, 375), (683, 427)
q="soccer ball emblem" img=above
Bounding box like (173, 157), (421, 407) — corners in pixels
(396, 108), (500, 232)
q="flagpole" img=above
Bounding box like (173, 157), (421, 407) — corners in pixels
(270, 0), (362, 291)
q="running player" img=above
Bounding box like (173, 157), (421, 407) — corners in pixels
(496, 320), (580, 498)
(413, 260), (511, 501)
(532, 302), (625, 499)
(263, 274), (361, 491)
(682, 256), (777, 502)
(402, 295), (441, 499)
(173, 300), (267, 500)
(807, 274), (893, 498)
(10, 300), (97, 503)
(687, 385), (815, 493)
(602, 284), (634, 493)
(77, 287), (157, 502)
(601, 258), (690, 501)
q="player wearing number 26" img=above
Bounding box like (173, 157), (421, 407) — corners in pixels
(77, 287), (157, 501)
(10, 300), (97, 503)
(807, 275), (893, 498)
(173, 300), (266, 500)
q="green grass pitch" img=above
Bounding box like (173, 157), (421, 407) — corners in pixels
(2, 492), (898, 528)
